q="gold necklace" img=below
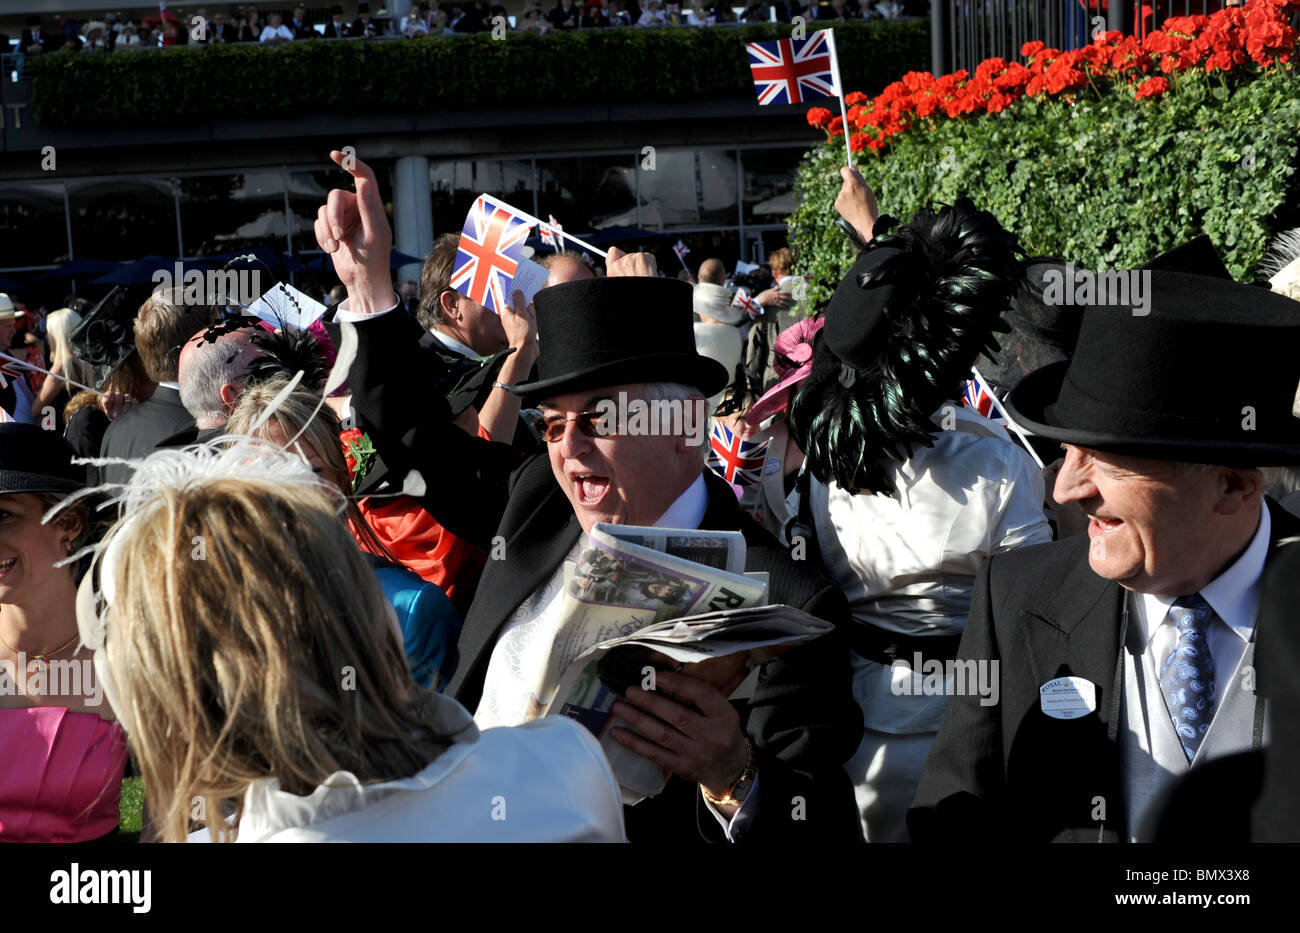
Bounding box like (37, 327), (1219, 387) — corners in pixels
(0, 628), (80, 674)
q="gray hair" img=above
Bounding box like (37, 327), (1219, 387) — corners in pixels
(642, 381), (710, 463)
(180, 335), (253, 429)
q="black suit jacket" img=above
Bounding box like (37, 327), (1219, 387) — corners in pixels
(909, 499), (1300, 843)
(347, 309), (863, 843)
(98, 386), (195, 486)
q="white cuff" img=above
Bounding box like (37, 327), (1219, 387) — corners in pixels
(702, 771), (761, 842)
(334, 294), (400, 323)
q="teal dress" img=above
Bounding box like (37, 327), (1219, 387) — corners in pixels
(372, 562), (463, 691)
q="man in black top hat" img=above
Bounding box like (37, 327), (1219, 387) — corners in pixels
(316, 150), (862, 843)
(910, 268), (1300, 843)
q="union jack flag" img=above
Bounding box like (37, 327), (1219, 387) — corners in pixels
(540, 214), (563, 250)
(0, 406), (12, 424)
(961, 370), (1006, 424)
(707, 422), (770, 487)
(733, 289), (763, 321)
(747, 30), (839, 107)
(673, 240), (690, 260)
(450, 194), (535, 314)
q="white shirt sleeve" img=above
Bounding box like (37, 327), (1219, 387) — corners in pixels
(701, 772), (761, 842)
(333, 294), (400, 323)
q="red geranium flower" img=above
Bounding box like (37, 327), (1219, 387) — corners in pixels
(1135, 75), (1170, 99)
(806, 106), (833, 130)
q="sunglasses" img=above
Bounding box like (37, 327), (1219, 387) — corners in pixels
(538, 409), (616, 444)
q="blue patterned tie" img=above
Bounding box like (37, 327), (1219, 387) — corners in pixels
(1160, 594), (1217, 762)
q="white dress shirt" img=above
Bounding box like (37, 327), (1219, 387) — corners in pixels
(428, 329), (480, 360)
(1131, 503), (1270, 705)
(259, 24), (295, 41)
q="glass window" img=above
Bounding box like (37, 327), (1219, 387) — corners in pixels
(178, 172), (289, 258)
(287, 163), (393, 257)
(0, 181), (68, 269)
(636, 148), (739, 231)
(741, 146), (806, 226)
(68, 178), (176, 261)
(536, 155), (637, 232)
(429, 159), (533, 238)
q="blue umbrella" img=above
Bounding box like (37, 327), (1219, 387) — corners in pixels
(390, 249), (423, 268)
(89, 256), (212, 287)
(581, 226), (674, 245)
(34, 258), (118, 282)
(195, 247), (285, 273)
(280, 253), (309, 275)
(0, 275), (29, 293)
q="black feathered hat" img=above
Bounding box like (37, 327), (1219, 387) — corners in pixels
(67, 287), (137, 391)
(790, 199), (1025, 495)
(1006, 270), (1300, 466)
(512, 277), (728, 403)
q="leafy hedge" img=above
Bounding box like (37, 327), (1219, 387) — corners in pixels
(27, 21), (928, 129)
(790, 2), (1300, 304)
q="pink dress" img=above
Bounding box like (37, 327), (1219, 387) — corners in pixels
(0, 707), (129, 842)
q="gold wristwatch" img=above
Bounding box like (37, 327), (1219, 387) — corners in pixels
(702, 743), (756, 807)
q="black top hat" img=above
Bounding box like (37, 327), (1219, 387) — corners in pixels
(513, 277), (728, 403)
(1006, 270), (1300, 466)
(1143, 234), (1231, 280)
(0, 423), (86, 496)
(68, 286), (137, 391)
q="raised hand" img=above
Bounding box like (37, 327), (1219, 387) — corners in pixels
(835, 165), (879, 246)
(314, 149), (394, 314)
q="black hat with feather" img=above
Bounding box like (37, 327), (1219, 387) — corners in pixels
(789, 198), (1026, 496)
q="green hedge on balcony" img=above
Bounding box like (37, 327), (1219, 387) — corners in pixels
(27, 21), (929, 129)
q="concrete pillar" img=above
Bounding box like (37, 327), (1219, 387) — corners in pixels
(393, 154), (432, 287)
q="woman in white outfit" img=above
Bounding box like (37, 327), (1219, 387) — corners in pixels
(788, 189), (1051, 841)
(72, 438), (625, 843)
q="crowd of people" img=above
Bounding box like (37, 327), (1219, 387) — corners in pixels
(1, 145), (1298, 845)
(8, 0), (922, 53)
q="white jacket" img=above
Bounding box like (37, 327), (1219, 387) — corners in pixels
(191, 694), (626, 842)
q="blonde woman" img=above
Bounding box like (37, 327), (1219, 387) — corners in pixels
(227, 377), (463, 690)
(80, 439), (624, 842)
(0, 423), (125, 842)
(34, 308), (93, 433)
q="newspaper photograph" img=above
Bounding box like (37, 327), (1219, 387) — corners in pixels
(519, 523), (766, 722)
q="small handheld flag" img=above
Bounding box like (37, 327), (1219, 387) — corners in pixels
(733, 289), (763, 321)
(707, 422), (770, 486)
(747, 29), (838, 107)
(673, 240), (690, 260)
(450, 194), (535, 314)
(961, 372), (998, 421)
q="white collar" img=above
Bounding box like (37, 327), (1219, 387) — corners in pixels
(655, 473), (708, 530)
(1139, 504), (1271, 646)
(431, 329), (480, 360)
(157, 381), (180, 391)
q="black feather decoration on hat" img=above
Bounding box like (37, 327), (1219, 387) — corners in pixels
(789, 198), (1025, 497)
(246, 327), (330, 391)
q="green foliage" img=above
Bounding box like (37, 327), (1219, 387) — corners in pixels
(118, 776), (144, 843)
(27, 22), (929, 129)
(791, 64), (1300, 305)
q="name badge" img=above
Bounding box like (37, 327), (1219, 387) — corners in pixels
(1039, 676), (1097, 720)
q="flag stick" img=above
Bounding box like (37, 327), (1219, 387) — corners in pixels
(0, 352), (104, 397)
(508, 204), (606, 258)
(973, 366), (1044, 469)
(825, 28), (853, 169)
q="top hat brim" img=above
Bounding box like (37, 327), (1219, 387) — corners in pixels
(1006, 360), (1300, 467)
(512, 352), (728, 406)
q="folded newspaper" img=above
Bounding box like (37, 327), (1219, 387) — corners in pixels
(531, 523), (835, 804)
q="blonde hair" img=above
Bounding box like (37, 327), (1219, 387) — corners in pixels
(226, 376), (398, 562)
(103, 453), (451, 843)
(44, 308), (93, 390)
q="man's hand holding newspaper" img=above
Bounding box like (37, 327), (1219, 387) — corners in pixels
(523, 523), (835, 806)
